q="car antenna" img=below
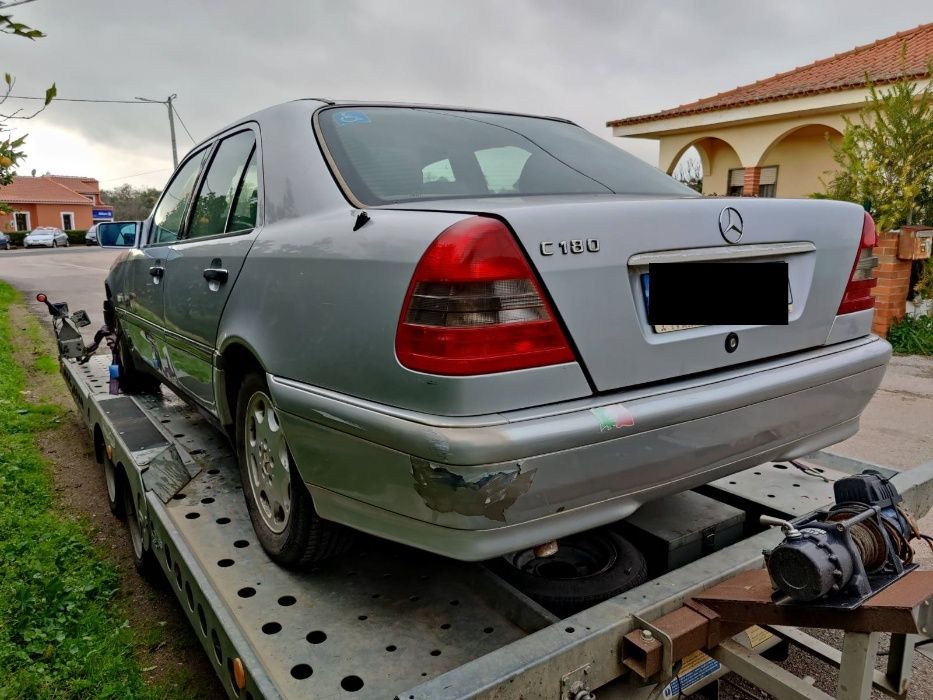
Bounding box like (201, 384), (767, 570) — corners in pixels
(353, 210), (371, 231)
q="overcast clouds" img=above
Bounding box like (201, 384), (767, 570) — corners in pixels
(4, 0), (932, 190)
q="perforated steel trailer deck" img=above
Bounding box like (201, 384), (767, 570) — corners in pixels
(61, 354), (933, 700)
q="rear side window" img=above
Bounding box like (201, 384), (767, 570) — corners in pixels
(151, 150), (208, 244)
(317, 107), (694, 206)
(228, 150), (259, 232)
(188, 131), (257, 239)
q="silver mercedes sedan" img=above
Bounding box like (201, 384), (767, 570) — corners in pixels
(100, 99), (889, 567)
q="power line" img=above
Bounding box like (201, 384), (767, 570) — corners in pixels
(6, 94), (151, 104)
(99, 167), (172, 184)
(172, 104), (196, 144)
(8, 91), (187, 168)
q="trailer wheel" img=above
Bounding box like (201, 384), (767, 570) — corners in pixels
(104, 454), (125, 519)
(489, 530), (647, 616)
(121, 473), (162, 582)
(236, 372), (353, 568)
(114, 318), (160, 394)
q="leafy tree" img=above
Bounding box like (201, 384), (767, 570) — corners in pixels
(1, 9), (56, 212)
(823, 61), (933, 231)
(102, 184), (161, 220)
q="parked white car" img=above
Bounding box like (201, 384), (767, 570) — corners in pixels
(24, 227), (70, 248)
(85, 224), (99, 245)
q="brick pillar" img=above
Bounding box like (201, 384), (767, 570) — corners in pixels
(742, 167), (761, 197)
(870, 230), (912, 336)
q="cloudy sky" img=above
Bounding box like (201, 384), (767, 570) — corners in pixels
(4, 0), (931, 190)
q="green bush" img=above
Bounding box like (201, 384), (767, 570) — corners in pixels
(8, 231), (25, 247)
(887, 314), (933, 355)
(64, 229), (87, 245)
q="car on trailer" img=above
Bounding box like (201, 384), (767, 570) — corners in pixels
(97, 99), (889, 580)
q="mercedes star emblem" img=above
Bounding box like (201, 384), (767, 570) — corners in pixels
(719, 207), (744, 244)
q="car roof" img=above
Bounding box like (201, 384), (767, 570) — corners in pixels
(192, 99), (576, 154)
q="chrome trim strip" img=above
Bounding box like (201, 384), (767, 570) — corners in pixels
(627, 242), (815, 267)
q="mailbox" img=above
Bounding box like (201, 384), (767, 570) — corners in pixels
(898, 227), (933, 260)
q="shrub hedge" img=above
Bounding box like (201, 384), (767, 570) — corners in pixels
(5, 229), (88, 247)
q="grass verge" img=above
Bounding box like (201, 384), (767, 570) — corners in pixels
(0, 281), (155, 699)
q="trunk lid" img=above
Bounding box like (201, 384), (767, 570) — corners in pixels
(387, 195), (866, 391)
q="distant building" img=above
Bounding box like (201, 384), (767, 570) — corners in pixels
(607, 23), (933, 198)
(0, 174), (113, 231)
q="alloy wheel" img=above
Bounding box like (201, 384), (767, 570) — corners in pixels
(244, 390), (292, 534)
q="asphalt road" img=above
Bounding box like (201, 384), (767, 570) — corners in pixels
(0, 246), (119, 342)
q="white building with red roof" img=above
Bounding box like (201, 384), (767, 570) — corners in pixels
(608, 22), (933, 198)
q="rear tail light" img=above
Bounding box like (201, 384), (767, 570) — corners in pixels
(396, 217), (574, 375)
(837, 211), (879, 315)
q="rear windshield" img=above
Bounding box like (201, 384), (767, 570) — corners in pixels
(317, 107), (695, 205)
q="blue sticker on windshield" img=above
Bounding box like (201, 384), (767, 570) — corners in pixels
(334, 110), (371, 126)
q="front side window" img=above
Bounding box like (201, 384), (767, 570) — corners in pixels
(475, 146), (531, 194)
(151, 149), (208, 244)
(318, 107), (695, 206)
(188, 131), (257, 239)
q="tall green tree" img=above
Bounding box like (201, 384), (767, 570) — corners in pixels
(1, 8), (56, 212)
(824, 62), (933, 231)
(102, 184), (161, 220)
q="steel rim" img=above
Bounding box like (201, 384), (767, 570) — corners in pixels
(124, 489), (144, 560)
(244, 390), (292, 534)
(104, 458), (117, 504)
(505, 534), (618, 580)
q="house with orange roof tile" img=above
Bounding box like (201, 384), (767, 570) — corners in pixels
(0, 174), (113, 232)
(608, 22), (933, 199)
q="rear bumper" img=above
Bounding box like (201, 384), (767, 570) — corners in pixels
(270, 336), (890, 560)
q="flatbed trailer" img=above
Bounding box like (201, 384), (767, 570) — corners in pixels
(62, 354), (933, 700)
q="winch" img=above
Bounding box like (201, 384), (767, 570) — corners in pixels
(763, 470), (922, 608)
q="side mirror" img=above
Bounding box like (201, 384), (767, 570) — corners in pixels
(97, 222), (138, 248)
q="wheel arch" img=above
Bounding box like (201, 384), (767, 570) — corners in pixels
(218, 340), (267, 433)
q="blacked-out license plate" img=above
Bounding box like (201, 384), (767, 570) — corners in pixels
(644, 261), (789, 328)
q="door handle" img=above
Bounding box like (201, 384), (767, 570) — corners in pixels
(203, 268), (229, 283)
(149, 265), (164, 278)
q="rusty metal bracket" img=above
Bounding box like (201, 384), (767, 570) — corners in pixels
(630, 614), (674, 683)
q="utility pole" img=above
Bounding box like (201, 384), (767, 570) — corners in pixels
(166, 94), (178, 168)
(136, 93), (179, 167)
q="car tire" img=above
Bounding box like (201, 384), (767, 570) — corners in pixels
(236, 372), (353, 568)
(52, 241), (57, 248)
(488, 529), (648, 616)
(64, 239), (70, 247)
(114, 318), (161, 394)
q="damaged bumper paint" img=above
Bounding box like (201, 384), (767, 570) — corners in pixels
(410, 458), (535, 522)
(269, 336), (890, 561)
